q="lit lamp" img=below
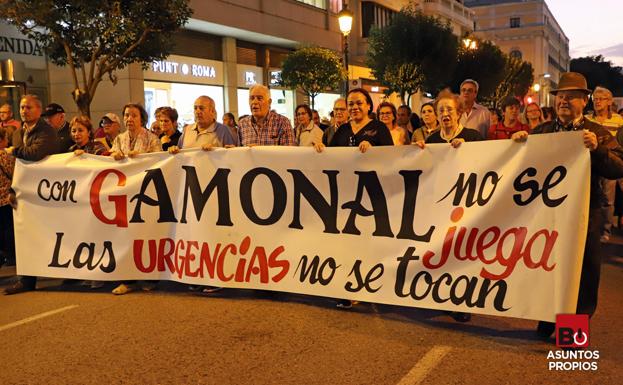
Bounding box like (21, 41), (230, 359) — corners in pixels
(338, 4), (353, 96)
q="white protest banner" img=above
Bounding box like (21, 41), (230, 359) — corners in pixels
(13, 132), (589, 322)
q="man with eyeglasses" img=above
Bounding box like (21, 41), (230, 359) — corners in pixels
(238, 84), (294, 146)
(586, 86), (623, 243)
(512, 72), (623, 340)
(322, 98), (349, 145)
(459, 79), (490, 139)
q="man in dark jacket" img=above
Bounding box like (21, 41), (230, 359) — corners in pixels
(43, 103), (73, 153)
(512, 72), (623, 339)
(4, 94), (58, 295)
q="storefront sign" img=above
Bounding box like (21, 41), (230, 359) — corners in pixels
(13, 133), (590, 322)
(144, 54), (223, 85)
(236, 64), (263, 88)
(0, 21), (46, 69)
(270, 70), (282, 87)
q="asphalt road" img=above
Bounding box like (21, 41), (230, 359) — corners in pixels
(1, 251), (622, 384)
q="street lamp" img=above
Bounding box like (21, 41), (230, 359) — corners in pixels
(338, 4), (353, 96)
(535, 73), (551, 106)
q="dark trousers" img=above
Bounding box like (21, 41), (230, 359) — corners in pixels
(577, 212), (603, 316)
(0, 204), (15, 265)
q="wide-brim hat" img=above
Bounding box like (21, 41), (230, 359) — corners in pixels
(550, 72), (591, 95)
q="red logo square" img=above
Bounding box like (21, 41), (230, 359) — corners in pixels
(556, 314), (589, 348)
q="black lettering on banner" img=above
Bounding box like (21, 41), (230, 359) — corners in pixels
(396, 170), (435, 242)
(287, 169), (340, 234)
(344, 260), (384, 293)
(48, 232), (116, 272)
(341, 171), (394, 237)
(180, 166), (233, 225)
(437, 172), (501, 207)
(239, 167), (287, 225)
(513, 166), (568, 207)
(130, 169), (177, 223)
(393, 247), (510, 311)
(37, 179), (77, 202)
(294, 255), (340, 285)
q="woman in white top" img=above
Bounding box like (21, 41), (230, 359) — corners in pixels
(294, 104), (323, 146)
(110, 103), (161, 295)
(110, 103), (161, 160)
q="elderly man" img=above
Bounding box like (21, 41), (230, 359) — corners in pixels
(42, 103), (73, 153)
(238, 84), (295, 146)
(459, 79), (490, 139)
(586, 86), (623, 242)
(168, 95), (236, 294)
(170, 96), (237, 152)
(512, 72), (623, 339)
(0, 104), (20, 146)
(4, 94), (58, 295)
(323, 98), (349, 145)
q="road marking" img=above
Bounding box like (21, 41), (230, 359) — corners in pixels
(0, 305), (79, 332)
(396, 345), (452, 385)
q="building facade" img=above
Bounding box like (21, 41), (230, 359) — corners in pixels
(465, 0), (570, 106)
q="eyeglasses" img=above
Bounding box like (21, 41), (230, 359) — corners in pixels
(593, 97), (611, 102)
(378, 112), (393, 116)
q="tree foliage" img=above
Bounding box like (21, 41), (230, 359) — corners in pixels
(366, 7), (458, 103)
(482, 56), (534, 108)
(280, 46), (345, 109)
(3, 0), (193, 116)
(570, 55), (623, 96)
(450, 39), (506, 98)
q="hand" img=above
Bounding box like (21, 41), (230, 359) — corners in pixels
(127, 150), (139, 158)
(224, 144), (236, 149)
(313, 142), (325, 153)
(5, 146), (14, 155)
(451, 138), (464, 148)
(73, 149), (85, 156)
(511, 131), (529, 142)
(247, 143), (259, 147)
(583, 129), (598, 151)
(160, 135), (171, 144)
(111, 151), (125, 160)
(201, 144), (214, 151)
(168, 146), (180, 154)
(359, 140), (371, 153)
(412, 140), (425, 149)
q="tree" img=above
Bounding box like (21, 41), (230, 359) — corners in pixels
(3, 0), (193, 117)
(280, 46), (345, 109)
(450, 39), (506, 98)
(366, 7), (458, 103)
(482, 56), (534, 109)
(570, 55), (623, 96)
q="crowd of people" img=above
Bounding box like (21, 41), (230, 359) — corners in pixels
(1, 72), (623, 340)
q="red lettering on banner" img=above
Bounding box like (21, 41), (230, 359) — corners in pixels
(422, 207), (558, 280)
(90, 169), (128, 227)
(131, 236), (290, 284)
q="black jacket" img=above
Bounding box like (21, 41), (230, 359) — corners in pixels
(12, 118), (59, 161)
(532, 118), (623, 209)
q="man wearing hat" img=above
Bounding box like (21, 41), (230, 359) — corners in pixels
(43, 103), (73, 152)
(94, 112), (121, 150)
(512, 72), (623, 339)
(487, 95), (529, 139)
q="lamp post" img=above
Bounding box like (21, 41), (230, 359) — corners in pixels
(338, 4), (353, 97)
